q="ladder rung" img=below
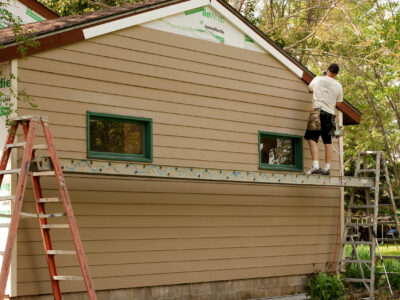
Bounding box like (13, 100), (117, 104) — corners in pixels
(379, 221), (397, 224)
(6, 142), (26, 149)
(344, 241), (373, 245)
(37, 197), (61, 203)
(53, 275), (83, 281)
(42, 224), (69, 229)
(10, 115), (48, 122)
(380, 204), (394, 207)
(379, 272), (399, 274)
(359, 151), (382, 155)
(348, 234), (361, 238)
(5, 143), (47, 150)
(381, 256), (400, 259)
(47, 250), (76, 255)
(377, 238), (400, 242)
(342, 259), (371, 264)
(20, 212), (66, 218)
(0, 169), (20, 175)
(358, 169), (378, 173)
(345, 278), (371, 283)
(33, 144), (48, 150)
(32, 171), (55, 177)
(0, 195), (15, 201)
(351, 205), (375, 209)
(347, 223), (374, 227)
(0, 214), (11, 218)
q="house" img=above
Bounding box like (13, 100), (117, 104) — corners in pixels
(0, 0), (58, 28)
(0, 0), (363, 298)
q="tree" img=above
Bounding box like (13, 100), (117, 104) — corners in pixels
(0, 1), (39, 120)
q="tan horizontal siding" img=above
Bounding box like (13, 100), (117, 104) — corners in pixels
(64, 39), (299, 87)
(19, 243), (335, 269)
(19, 253), (332, 282)
(15, 25), (341, 296)
(34, 47), (308, 93)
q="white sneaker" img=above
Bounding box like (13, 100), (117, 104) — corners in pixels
(306, 167), (322, 175)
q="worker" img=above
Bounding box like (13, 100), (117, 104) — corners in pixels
(304, 63), (343, 175)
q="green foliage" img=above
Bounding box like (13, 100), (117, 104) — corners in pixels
(38, 0), (146, 16)
(307, 272), (346, 300)
(0, 1), (39, 120)
(383, 259), (400, 290)
(344, 246), (380, 288)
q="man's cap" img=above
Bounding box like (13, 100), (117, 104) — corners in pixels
(328, 63), (340, 74)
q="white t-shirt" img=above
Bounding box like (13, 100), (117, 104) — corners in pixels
(309, 76), (343, 115)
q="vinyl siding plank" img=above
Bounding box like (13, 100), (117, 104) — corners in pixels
(19, 202), (339, 218)
(35, 47), (308, 92)
(21, 189), (341, 206)
(19, 58), (311, 102)
(19, 235), (337, 254)
(117, 26), (292, 72)
(18, 253), (333, 282)
(19, 243), (335, 269)
(17, 227), (337, 254)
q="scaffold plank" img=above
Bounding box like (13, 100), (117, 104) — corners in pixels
(59, 159), (374, 188)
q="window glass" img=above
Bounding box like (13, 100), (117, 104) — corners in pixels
(90, 119), (143, 154)
(87, 112), (152, 162)
(258, 131), (302, 172)
(260, 137), (295, 166)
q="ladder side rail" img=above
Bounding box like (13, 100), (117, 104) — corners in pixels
(0, 124), (18, 186)
(41, 121), (97, 300)
(338, 152), (363, 272)
(382, 157), (400, 239)
(0, 121), (38, 300)
(31, 174), (62, 300)
(338, 188), (357, 271)
(376, 236), (393, 296)
(370, 152), (382, 298)
(351, 236), (371, 292)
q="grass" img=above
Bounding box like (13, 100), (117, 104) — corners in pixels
(344, 244), (400, 289)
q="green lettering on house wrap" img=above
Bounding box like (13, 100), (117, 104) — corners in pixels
(0, 78), (10, 88)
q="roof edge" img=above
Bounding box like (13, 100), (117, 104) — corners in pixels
(18, 0), (59, 19)
(0, 0), (361, 125)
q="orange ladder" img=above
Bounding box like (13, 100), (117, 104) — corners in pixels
(0, 115), (97, 300)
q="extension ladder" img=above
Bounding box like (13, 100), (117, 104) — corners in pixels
(339, 151), (400, 299)
(0, 115), (97, 300)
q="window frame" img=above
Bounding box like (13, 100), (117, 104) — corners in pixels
(258, 131), (303, 172)
(87, 111), (153, 162)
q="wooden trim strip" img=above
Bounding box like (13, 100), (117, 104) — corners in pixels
(18, 0), (59, 19)
(337, 101), (361, 125)
(0, 28), (85, 63)
(57, 158), (374, 188)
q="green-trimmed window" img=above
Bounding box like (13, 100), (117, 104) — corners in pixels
(87, 112), (152, 162)
(258, 131), (303, 172)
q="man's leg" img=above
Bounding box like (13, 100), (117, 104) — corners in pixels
(308, 139), (319, 161)
(321, 143), (333, 175)
(325, 143), (333, 165)
(306, 139), (321, 174)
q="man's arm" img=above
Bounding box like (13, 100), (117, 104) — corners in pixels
(308, 77), (317, 92)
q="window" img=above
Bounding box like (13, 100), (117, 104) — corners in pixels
(258, 131), (303, 172)
(87, 112), (152, 162)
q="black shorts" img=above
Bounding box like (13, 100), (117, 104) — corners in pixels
(304, 110), (334, 144)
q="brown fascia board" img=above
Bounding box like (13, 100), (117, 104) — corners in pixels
(18, 0), (59, 19)
(0, 0), (186, 62)
(0, 0), (361, 125)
